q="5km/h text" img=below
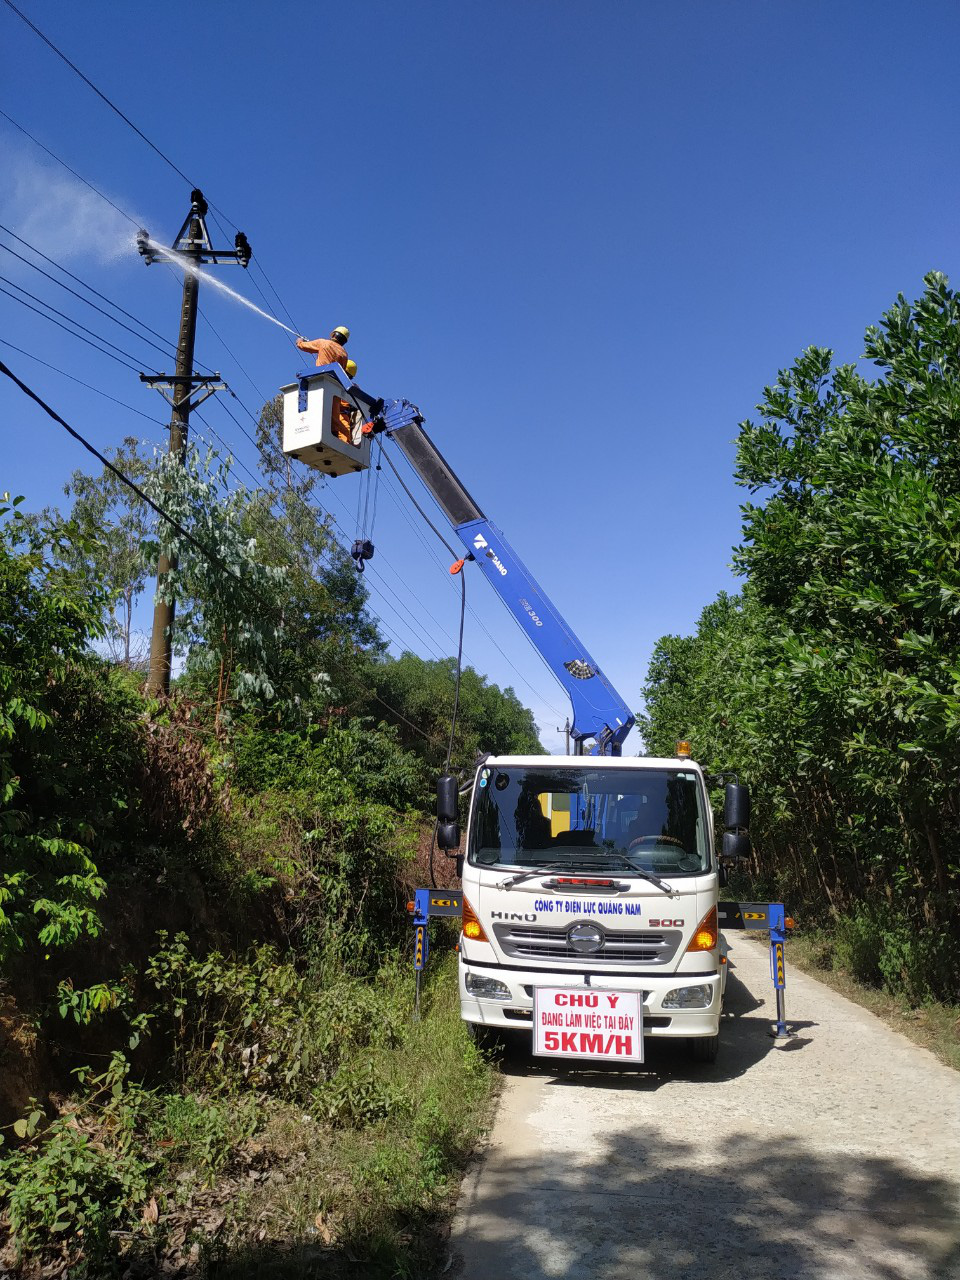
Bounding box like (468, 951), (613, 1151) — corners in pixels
(532, 987), (643, 1062)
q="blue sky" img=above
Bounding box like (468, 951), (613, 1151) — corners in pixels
(2, 1), (958, 751)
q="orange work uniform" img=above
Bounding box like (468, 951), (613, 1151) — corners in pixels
(296, 336), (348, 370)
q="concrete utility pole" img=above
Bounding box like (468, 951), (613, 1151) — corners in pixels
(136, 189), (251, 697)
(557, 718), (572, 754)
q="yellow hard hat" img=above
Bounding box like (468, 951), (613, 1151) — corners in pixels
(332, 325), (350, 342)
(345, 359), (358, 378)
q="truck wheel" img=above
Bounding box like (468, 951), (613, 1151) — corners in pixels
(689, 1033), (719, 1064)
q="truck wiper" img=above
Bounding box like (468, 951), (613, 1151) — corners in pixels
(498, 856), (676, 896)
(589, 852), (677, 896)
(497, 863), (569, 891)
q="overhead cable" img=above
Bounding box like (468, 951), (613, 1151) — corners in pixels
(0, 106), (139, 228)
(0, 280), (145, 374)
(379, 445), (459, 559)
(0, 356), (440, 724)
(379, 445), (565, 720)
(0, 271), (156, 371)
(0, 220), (180, 356)
(0, 337), (167, 429)
(0, 358), (247, 588)
(0, 107), (300, 359)
(2, 0), (195, 188)
(0, 237), (177, 363)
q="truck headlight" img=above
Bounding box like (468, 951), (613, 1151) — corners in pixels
(662, 984), (713, 1009)
(465, 973), (512, 1001)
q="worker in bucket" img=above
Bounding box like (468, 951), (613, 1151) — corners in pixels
(296, 324), (350, 370)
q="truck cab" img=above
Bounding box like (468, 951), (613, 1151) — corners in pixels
(458, 752), (727, 1061)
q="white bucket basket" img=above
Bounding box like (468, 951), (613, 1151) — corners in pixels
(280, 366), (371, 477)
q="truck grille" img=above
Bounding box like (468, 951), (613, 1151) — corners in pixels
(493, 922), (682, 966)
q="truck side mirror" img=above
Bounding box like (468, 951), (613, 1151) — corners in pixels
(437, 773), (458, 824)
(437, 821), (461, 851)
(722, 830), (751, 861)
(724, 782), (750, 831)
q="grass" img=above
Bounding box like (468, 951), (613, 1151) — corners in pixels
(786, 928), (960, 1073)
(0, 951), (498, 1280)
(201, 951), (497, 1278)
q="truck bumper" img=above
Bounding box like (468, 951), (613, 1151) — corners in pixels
(458, 959), (722, 1038)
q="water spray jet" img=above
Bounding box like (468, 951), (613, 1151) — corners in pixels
(140, 236), (296, 335)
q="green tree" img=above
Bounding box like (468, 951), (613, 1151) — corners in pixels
(16, 439), (153, 666)
(62, 438), (153, 665)
(642, 273), (960, 1000)
(0, 497), (112, 961)
(371, 653), (543, 773)
(142, 444), (289, 726)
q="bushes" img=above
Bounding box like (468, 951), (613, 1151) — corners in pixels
(832, 909), (884, 987)
(230, 739), (418, 969)
(0, 453), (500, 1276)
(0, 952), (492, 1278)
(0, 1054), (154, 1274)
(143, 934), (408, 1099)
(232, 718), (428, 813)
(793, 901), (955, 1007)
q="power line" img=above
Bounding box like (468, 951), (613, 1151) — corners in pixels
(194, 400), (443, 665)
(249, 259), (302, 338)
(0, 279), (145, 374)
(197, 306), (274, 405)
(0, 358), (248, 589)
(0, 354), (439, 734)
(0, 220), (179, 356)
(379, 445), (459, 559)
(0, 91), (543, 706)
(0, 353), (488, 750)
(0, 337), (167, 429)
(1, 255), (559, 720)
(0, 236), (176, 364)
(0, 106), (300, 367)
(0, 271), (156, 370)
(362, 566), (451, 664)
(204, 205), (302, 341)
(0, 106), (139, 228)
(377, 447), (565, 720)
(209, 393), (555, 706)
(371, 694), (446, 749)
(2, 0), (195, 188)
(204, 428), (439, 658)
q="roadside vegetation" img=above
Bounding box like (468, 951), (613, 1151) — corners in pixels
(780, 927), (960, 1072)
(0, 407), (533, 1276)
(643, 273), (960, 1043)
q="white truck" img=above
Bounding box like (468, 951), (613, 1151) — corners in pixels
(449, 751), (748, 1063)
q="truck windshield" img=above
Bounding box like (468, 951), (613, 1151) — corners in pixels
(469, 766), (710, 875)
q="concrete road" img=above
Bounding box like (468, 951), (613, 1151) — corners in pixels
(449, 935), (960, 1280)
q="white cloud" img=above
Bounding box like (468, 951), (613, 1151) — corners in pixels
(0, 142), (145, 265)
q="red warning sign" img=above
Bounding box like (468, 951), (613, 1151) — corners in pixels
(532, 988), (644, 1062)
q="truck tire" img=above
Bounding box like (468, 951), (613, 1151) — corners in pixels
(689, 1033), (719, 1064)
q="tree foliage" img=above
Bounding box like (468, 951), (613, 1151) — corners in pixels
(144, 446), (290, 725)
(62, 438), (153, 666)
(370, 652), (544, 774)
(1, 499), (114, 961)
(642, 273), (960, 1000)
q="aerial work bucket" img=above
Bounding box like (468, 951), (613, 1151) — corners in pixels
(280, 365), (371, 477)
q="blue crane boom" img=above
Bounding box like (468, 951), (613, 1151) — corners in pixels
(282, 367), (635, 754)
(376, 398), (634, 755)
